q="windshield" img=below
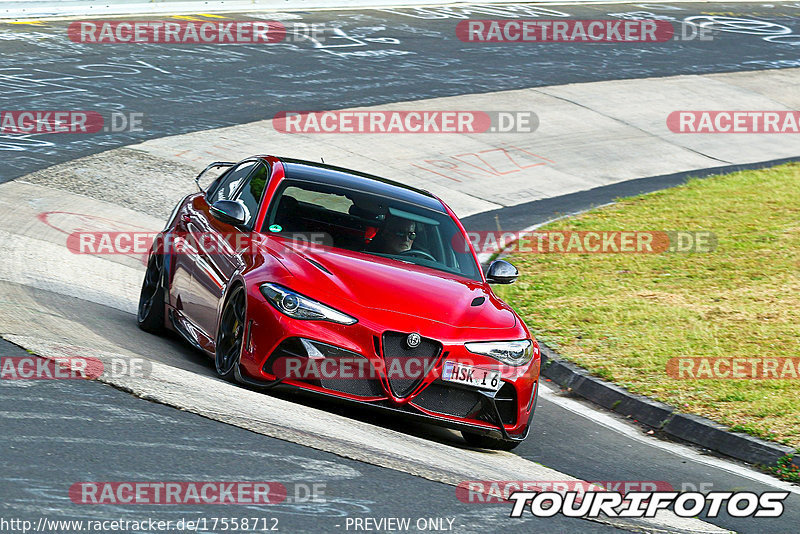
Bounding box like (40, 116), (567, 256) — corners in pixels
(263, 179), (482, 281)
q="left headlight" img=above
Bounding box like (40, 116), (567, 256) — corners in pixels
(465, 340), (533, 366)
(260, 283), (357, 325)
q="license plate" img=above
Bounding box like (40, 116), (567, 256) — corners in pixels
(442, 361), (502, 391)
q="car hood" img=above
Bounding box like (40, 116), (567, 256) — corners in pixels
(267, 239), (517, 330)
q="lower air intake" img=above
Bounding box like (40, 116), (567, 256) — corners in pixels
(412, 382), (483, 418)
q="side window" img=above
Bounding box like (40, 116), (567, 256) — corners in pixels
(236, 162), (270, 228)
(282, 185), (354, 214)
(207, 161), (258, 204)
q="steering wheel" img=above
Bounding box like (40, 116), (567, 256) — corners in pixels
(400, 248), (436, 262)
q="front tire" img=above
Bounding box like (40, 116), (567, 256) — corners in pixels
(462, 431), (521, 451)
(215, 285), (246, 382)
(137, 252), (166, 333)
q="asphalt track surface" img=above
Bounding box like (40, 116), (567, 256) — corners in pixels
(2, 2), (800, 181)
(0, 337), (618, 534)
(2, 2), (800, 533)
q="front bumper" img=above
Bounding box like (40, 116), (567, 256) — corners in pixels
(238, 285), (539, 439)
(236, 363), (538, 441)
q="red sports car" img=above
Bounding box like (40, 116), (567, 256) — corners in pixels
(137, 156), (540, 449)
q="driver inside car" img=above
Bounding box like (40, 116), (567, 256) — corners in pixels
(370, 216), (417, 254)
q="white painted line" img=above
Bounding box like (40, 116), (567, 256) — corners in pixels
(539, 383), (800, 495)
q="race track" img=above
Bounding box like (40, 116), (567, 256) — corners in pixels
(2, 3), (800, 533)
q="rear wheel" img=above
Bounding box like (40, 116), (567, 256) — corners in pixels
(462, 431), (521, 451)
(215, 285), (246, 382)
(137, 253), (166, 333)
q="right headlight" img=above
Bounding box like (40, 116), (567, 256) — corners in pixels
(465, 340), (533, 366)
(259, 283), (357, 325)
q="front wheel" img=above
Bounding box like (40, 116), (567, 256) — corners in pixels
(215, 285), (246, 382)
(462, 431), (521, 451)
(137, 253), (166, 333)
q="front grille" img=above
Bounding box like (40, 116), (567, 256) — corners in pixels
(381, 331), (441, 397)
(264, 338), (384, 398)
(412, 382), (483, 418)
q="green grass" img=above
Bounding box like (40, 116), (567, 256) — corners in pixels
(767, 455), (800, 483)
(497, 163), (800, 448)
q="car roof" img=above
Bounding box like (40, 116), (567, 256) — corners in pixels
(276, 157), (446, 213)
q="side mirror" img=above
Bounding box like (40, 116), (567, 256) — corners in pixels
(210, 200), (247, 227)
(486, 259), (518, 284)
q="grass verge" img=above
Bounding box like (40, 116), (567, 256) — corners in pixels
(767, 455), (800, 483)
(497, 162), (800, 451)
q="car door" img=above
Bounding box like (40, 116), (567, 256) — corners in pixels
(167, 162), (236, 320)
(185, 160), (270, 339)
(172, 160), (257, 341)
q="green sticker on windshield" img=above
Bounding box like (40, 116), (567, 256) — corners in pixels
(268, 224), (282, 232)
